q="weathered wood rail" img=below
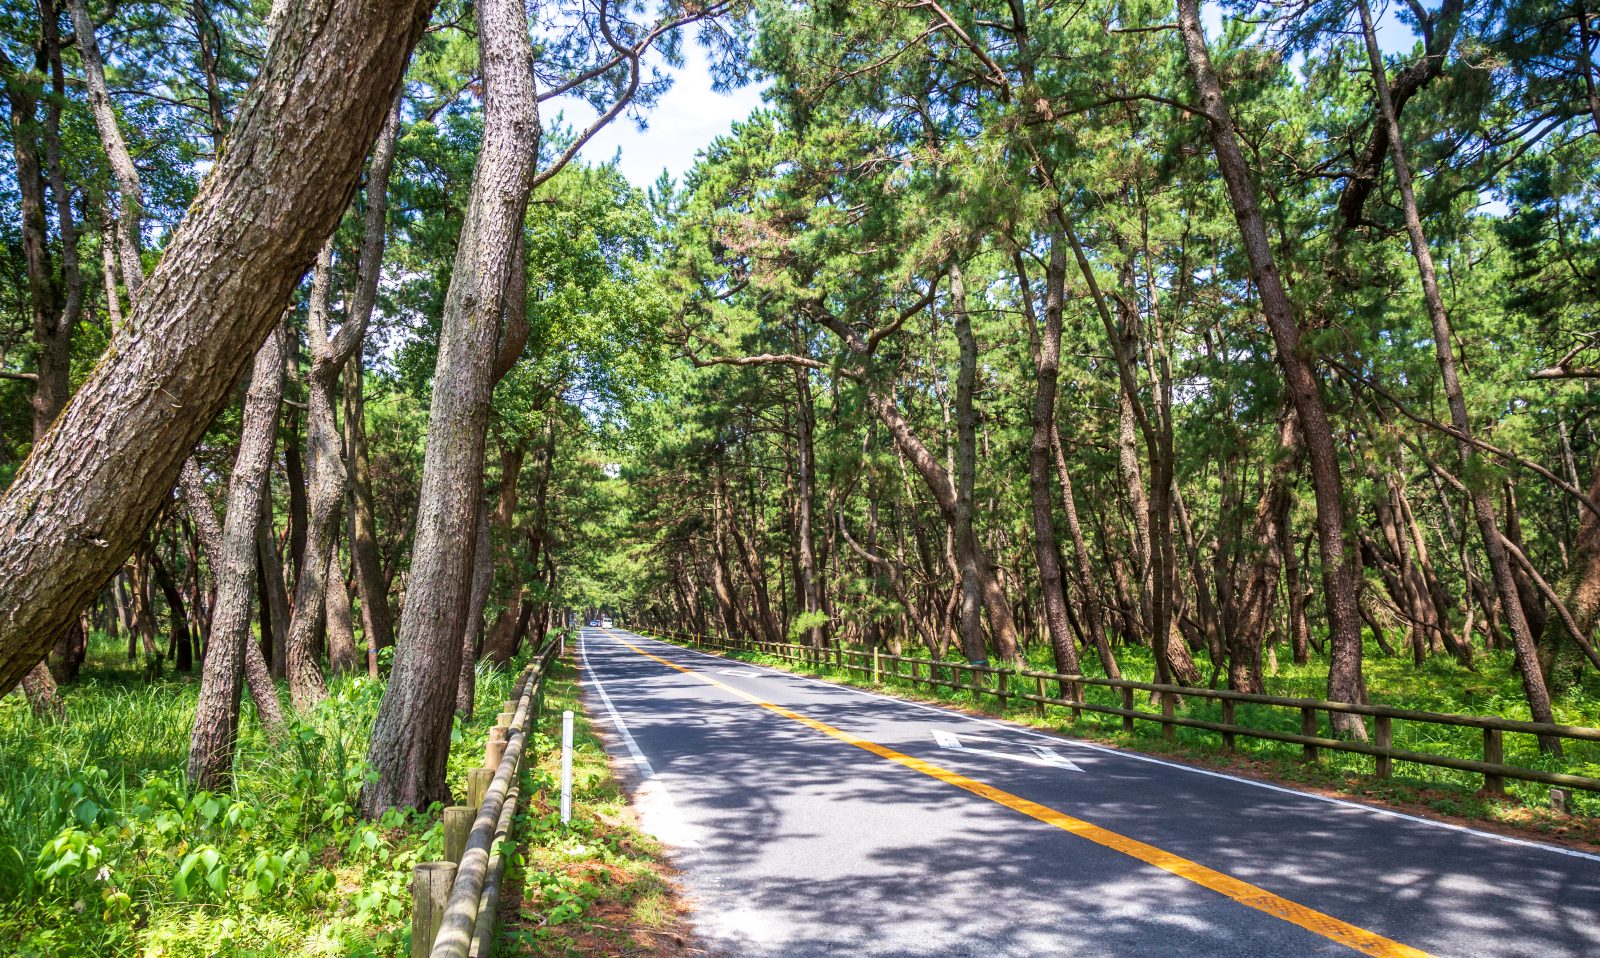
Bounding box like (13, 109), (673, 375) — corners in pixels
(640, 628), (1600, 797)
(412, 631), (565, 958)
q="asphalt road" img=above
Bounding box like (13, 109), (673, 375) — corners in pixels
(576, 626), (1600, 958)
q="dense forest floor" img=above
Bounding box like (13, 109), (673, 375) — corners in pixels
(643, 631), (1600, 843)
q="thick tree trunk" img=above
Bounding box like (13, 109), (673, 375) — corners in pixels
(362, 0), (539, 815)
(0, 0), (436, 695)
(325, 544), (359, 675)
(285, 244), (348, 708)
(184, 323), (288, 787)
(950, 266), (989, 665)
(184, 461), (287, 734)
(1177, 0), (1367, 737)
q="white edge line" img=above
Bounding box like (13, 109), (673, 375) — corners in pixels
(580, 630), (704, 850)
(579, 630), (655, 777)
(628, 630), (1600, 865)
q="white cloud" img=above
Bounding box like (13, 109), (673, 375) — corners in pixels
(547, 41), (768, 189)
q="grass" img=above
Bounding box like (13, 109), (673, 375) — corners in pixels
(496, 658), (694, 957)
(642, 630), (1600, 839)
(0, 631), (528, 958)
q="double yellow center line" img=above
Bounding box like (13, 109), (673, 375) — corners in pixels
(605, 632), (1431, 958)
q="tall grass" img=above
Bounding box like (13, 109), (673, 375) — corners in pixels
(0, 631), (532, 957)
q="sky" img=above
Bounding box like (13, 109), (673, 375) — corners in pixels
(549, 4), (1423, 191)
(547, 41), (768, 190)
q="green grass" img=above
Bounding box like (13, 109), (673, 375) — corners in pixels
(647, 631), (1600, 829)
(496, 659), (688, 957)
(0, 632), (531, 958)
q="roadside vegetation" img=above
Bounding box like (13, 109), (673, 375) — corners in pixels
(0, 633), (534, 957)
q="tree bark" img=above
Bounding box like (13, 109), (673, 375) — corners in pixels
(794, 361), (826, 646)
(1177, 0), (1367, 736)
(343, 94), (403, 669)
(256, 499), (290, 677)
(66, 0), (145, 296)
(1017, 244), (1083, 685)
(362, 0), (539, 815)
(1356, 0), (1557, 741)
(183, 324), (288, 786)
(0, 0), (437, 695)
(1052, 426), (1120, 679)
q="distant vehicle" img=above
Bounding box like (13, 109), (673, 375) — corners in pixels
(588, 620), (599, 627)
(600, 616), (613, 628)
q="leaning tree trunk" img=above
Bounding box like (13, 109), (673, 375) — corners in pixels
(1356, 0), (1558, 744)
(185, 322), (288, 788)
(0, 0), (436, 695)
(361, 0), (539, 815)
(284, 243), (360, 709)
(66, 0), (144, 295)
(1176, 0), (1368, 737)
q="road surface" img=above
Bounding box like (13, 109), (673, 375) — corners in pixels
(576, 627), (1600, 957)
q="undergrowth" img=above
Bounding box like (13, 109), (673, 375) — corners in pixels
(0, 632), (527, 957)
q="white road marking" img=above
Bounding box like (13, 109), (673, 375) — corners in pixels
(716, 668), (765, 678)
(623, 630), (1600, 864)
(931, 729), (1084, 772)
(578, 631), (702, 849)
(1028, 744), (1081, 770)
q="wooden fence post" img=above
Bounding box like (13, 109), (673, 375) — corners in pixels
(444, 806), (473, 863)
(467, 767), (495, 810)
(485, 727), (508, 769)
(1161, 692), (1175, 741)
(998, 669), (1009, 709)
(1375, 716), (1392, 779)
(1221, 699), (1236, 751)
(1121, 686), (1135, 735)
(1483, 728), (1505, 795)
(1301, 708), (1318, 762)
(1034, 675), (1047, 718)
(410, 861), (456, 958)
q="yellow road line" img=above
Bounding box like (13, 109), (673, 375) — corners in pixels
(602, 631), (1432, 958)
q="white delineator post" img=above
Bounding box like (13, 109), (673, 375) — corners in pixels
(560, 709), (574, 825)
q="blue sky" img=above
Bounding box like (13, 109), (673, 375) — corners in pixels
(548, 41), (768, 190)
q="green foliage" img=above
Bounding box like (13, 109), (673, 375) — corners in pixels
(0, 635), (523, 957)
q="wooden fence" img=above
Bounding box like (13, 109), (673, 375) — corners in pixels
(641, 628), (1600, 797)
(412, 630), (565, 958)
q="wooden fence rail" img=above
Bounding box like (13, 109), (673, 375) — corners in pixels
(638, 627), (1600, 797)
(412, 630), (566, 958)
